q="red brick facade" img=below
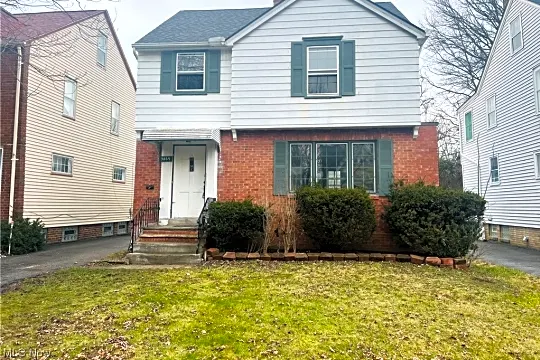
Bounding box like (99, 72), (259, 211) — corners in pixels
(216, 125), (439, 251)
(0, 46), (29, 221)
(46, 222), (129, 243)
(133, 140), (161, 212)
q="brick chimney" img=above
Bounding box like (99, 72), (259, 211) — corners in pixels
(273, 0), (283, 5)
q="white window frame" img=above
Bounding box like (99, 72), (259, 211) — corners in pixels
(489, 155), (500, 185)
(351, 142), (376, 193)
(306, 45), (340, 97)
(315, 143), (349, 189)
(289, 143), (313, 192)
(464, 111), (473, 142)
(486, 95), (497, 129)
(51, 153), (73, 175)
(534, 67), (540, 115)
(117, 221), (128, 235)
(176, 52), (205, 92)
(62, 227), (78, 242)
(111, 101), (120, 135)
(63, 77), (77, 118)
(509, 15), (523, 54)
(534, 152), (540, 180)
(97, 31), (107, 66)
(102, 223), (114, 237)
(113, 166), (126, 183)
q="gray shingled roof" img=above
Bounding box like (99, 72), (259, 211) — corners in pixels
(135, 1), (419, 45)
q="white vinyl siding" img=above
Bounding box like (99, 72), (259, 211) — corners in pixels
(135, 50), (231, 130)
(62, 226), (78, 242)
(509, 15), (523, 54)
(487, 95), (497, 128)
(51, 154), (73, 175)
(102, 223), (114, 236)
(97, 32), (107, 66)
(459, 0), (540, 230)
(111, 101), (120, 135)
(113, 166), (126, 182)
(230, 0), (421, 129)
(24, 14), (135, 228)
(63, 77), (77, 118)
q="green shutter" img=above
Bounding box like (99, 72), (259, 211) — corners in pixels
(206, 50), (221, 93)
(291, 42), (305, 97)
(160, 51), (174, 94)
(273, 141), (289, 195)
(465, 112), (473, 141)
(340, 40), (356, 96)
(377, 139), (393, 196)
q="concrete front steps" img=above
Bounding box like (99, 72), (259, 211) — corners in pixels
(126, 221), (202, 265)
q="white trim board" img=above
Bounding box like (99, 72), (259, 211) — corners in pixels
(225, 0), (426, 46)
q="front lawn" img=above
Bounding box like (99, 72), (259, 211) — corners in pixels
(1, 262), (539, 359)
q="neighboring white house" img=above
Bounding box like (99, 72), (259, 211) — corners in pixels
(458, 0), (540, 249)
(0, 9), (136, 243)
(132, 0), (440, 246)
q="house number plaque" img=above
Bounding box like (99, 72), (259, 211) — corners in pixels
(160, 156), (173, 162)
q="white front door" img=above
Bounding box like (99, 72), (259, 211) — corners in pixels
(171, 145), (206, 218)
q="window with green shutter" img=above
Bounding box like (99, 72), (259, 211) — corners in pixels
(465, 112), (473, 141)
(273, 140), (393, 195)
(160, 50), (221, 95)
(291, 36), (356, 98)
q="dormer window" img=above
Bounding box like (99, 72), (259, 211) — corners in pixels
(510, 16), (523, 54)
(176, 53), (205, 91)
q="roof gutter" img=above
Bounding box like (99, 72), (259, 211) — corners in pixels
(133, 38), (228, 51)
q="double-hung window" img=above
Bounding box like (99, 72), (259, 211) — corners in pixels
(490, 156), (500, 184)
(534, 67), (540, 114)
(465, 112), (473, 141)
(307, 46), (339, 96)
(97, 32), (107, 66)
(111, 101), (120, 135)
(52, 154), (73, 175)
(176, 53), (205, 91)
(63, 77), (77, 118)
(487, 96), (497, 128)
(113, 166), (126, 183)
(510, 16), (523, 53)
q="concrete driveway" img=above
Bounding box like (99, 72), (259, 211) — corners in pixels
(0, 235), (130, 289)
(477, 241), (540, 276)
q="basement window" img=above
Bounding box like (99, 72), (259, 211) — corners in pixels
(488, 224), (498, 240)
(117, 222), (127, 235)
(62, 227), (78, 242)
(500, 225), (511, 242)
(102, 223), (114, 237)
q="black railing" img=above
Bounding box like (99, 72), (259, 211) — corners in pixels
(129, 197), (160, 252)
(197, 197), (216, 255)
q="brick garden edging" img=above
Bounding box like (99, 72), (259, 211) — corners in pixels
(206, 248), (469, 270)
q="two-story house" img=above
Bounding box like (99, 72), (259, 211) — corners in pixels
(132, 0), (439, 257)
(458, 0), (540, 250)
(0, 9), (136, 243)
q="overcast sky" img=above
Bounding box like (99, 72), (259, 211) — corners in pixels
(76, 0), (427, 74)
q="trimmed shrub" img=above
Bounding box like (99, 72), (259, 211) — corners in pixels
(1, 218), (46, 255)
(206, 200), (265, 252)
(296, 186), (377, 252)
(384, 181), (486, 258)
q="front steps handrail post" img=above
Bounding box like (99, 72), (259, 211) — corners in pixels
(129, 197), (161, 252)
(197, 197), (216, 255)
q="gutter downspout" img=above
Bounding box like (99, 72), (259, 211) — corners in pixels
(8, 46), (23, 255)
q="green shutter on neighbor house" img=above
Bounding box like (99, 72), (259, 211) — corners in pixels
(160, 51), (174, 94)
(377, 140), (393, 196)
(206, 50), (221, 93)
(291, 42), (305, 97)
(340, 40), (356, 96)
(274, 141), (289, 195)
(465, 112), (473, 141)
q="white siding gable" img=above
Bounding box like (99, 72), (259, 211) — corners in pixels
(230, 0), (422, 129)
(136, 49), (231, 130)
(459, 0), (540, 229)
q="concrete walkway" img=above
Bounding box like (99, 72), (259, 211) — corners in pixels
(0, 235), (129, 289)
(477, 241), (540, 276)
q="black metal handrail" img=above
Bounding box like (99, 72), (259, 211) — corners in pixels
(129, 197), (160, 252)
(197, 197), (216, 255)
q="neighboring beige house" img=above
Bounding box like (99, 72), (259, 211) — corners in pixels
(0, 9), (136, 242)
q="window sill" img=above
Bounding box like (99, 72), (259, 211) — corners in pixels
(110, 131), (119, 137)
(97, 62), (106, 69)
(51, 171), (73, 177)
(62, 114), (75, 120)
(304, 95), (342, 99)
(113, 180), (126, 184)
(490, 181), (501, 186)
(487, 124), (497, 130)
(173, 91), (208, 96)
(511, 46), (524, 57)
